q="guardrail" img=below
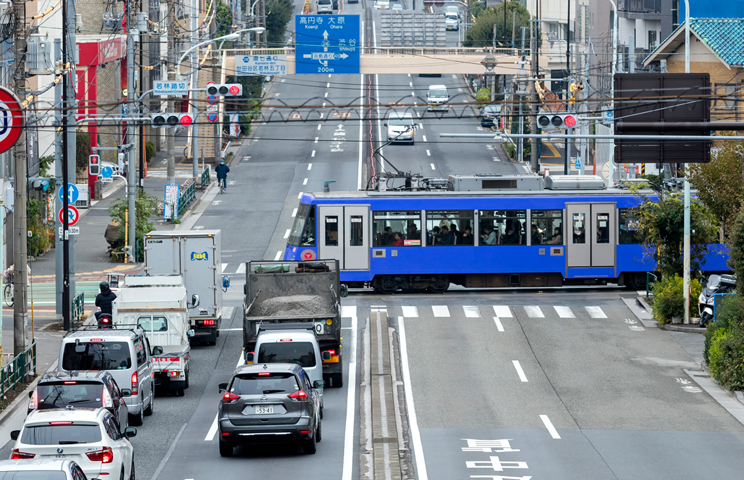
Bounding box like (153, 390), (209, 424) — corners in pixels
(223, 46), (519, 56)
(179, 181), (196, 217)
(72, 292), (85, 329)
(646, 272), (658, 298)
(0, 342), (37, 397)
(199, 167), (210, 190)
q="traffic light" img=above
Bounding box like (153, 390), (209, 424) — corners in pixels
(206, 83), (243, 96)
(537, 112), (577, 130)
(151, 113), (195, 128)
(89, 154), (101, 176)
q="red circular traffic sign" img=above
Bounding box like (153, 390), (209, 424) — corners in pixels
(301, 250), (316, 261)
(0, 87), (24, 154)
(59, 205), (80, 226)
(207, 112), (218, 123)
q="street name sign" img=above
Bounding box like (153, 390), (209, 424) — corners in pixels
(154, 81), (188, 95)
(236, 55), (287, 75)
(295, 15), (360, 74)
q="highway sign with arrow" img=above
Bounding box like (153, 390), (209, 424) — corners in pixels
(295, 15), (360, 74)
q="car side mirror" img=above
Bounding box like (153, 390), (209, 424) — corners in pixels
(218, 383), (228, 392)
(28, 391), (34, 398)
(322, 351), (331, 361)
(10, 430), (19, 441)
(383, 123), (387, 127)
(121, 389), (132, 397)
(313, 380), (325, 389)
(152, 346), (163, 356)
(190, 294), (200, 308)
(124, 427), (137, 438)
(222, 276), (231, 289)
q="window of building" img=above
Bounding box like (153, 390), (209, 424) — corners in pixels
(648, 30), (657, 50)
(619, 208), (640, 244)
(479, 210), (526, 245)
(373, 211), (421, 246)
(426, 210), (474, 246)
(531, 210), (563, 245)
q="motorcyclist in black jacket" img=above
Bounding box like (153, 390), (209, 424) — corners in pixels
(95, 281), (117, 321)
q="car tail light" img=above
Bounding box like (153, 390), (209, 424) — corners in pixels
(300, 430), (311, 434)
(170, 371), (179, 377)
(279, 338), (293, 342)
(325, 349), (336, 356)
(11, 449), (35, 460)
(288, 390), (309, 401)
(49, 422), (74, 425)
(28, 389), (38, 410)
(63, 381), (77, 385)
(222, 391), (240, 403)
(203, 319), (216, 326)
(258, 372), (271, 376)
(86, 447), (114, 463)
(246, 351), (254, 364)
(102, 386), (113, 408)
(131, 371), (139, 396)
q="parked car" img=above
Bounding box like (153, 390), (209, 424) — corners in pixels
(217, 363), (322, 457)
(10, 408), (137, 480)
(480, 104), (502, 128)
(392, 3), (403, 9)
(0, 458), (91, 480)
(28, 371), (130, 433)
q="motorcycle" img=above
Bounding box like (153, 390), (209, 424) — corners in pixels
(95, 310), (113, 330)
(698, 274), (736, 327)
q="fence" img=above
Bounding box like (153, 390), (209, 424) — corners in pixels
(72, 292), (85, 329)
(199, 167), (210, 190)
(0, 342), (37, 398)
(178, 181), (196, 217)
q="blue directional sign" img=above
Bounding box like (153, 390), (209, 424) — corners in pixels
(295, 15), (360, 75)
(58, 184), (79, 204)
(101, 166), (114, 179)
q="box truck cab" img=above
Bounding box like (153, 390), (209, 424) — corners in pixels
(427, 84), (449, 111)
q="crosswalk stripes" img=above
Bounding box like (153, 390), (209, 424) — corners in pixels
(554, 306), (575, 318)
(402, 306), (418, 317)
(463, 306), (481, 318)
(235, 263), (246, 275)
(585, 306), (607, 318)
(524, 306), (545, 318)
(390, 304), (611, 320)
(341, 305), (357, 318)
(432, 306), (450, 317)
(221, 263), (228, 273)
(493, 306), (512, 318)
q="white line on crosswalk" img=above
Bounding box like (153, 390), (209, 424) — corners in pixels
(512, 360), (528, 382)
(292, 208), (298, 217)
(554, 306), (575, 318)
(221, 263), (227, 273)
(402, 306), (418, 317)
(493, 317), (504, 332)
(493, 306), (512, 318)
(586, 306), (607, 318)
(432, 306), (450, 317)
(463, 306), (480, 318)
(341, 305), (357, 318)
(540, 414), (561, 439)
(284, 229), (291, 239)
(524, 306), (544, 318)
(274, 250), (282, 261)
(235, 264), (246, 275)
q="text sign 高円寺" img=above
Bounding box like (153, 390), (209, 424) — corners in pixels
(295, 15), (360, 75)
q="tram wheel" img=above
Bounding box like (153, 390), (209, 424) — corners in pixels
(428, 276), (450, 293)
(627, 272), (647, 290)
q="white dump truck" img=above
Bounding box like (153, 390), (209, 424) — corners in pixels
(113, 275), (195, 396)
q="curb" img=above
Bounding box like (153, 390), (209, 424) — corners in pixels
(635, 296), (706, 334)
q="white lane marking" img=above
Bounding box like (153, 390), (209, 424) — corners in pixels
(426, 150), (431, 156)
(308, 163), (313, 170)
(318, 124), (322, 130)
(221, 263), (228, 273)
(311, 150), (316, 158)
(206, 351), (246, 441)
(325, 92), (328, 97)
(303, 178), (308, 185)
(341, 305), (357, 317)
(284, 229), (291, 239)
(430, 163), (436, 170)
(320, 113), (324, 119)
(554, 306), (575, 318)
(329, 74), (332, 78)
(315, 137), (319, 143)
(463, 306), (480, 317)
(540, 414), (561, 439)
(235, 263), (246, 275)
(327, 82), (331, 88)
(512, 360), (528, 382)
(432, 305), (449, 317)
(423, 135), (427, 142)
(408, 73), (411, 77)
(411, 91), (415, 97)
(292, 208), (298, 217)
(525, 306), (544, 318)
(409, 81), (413, 87)
(323, 102), (327, 107)
(451, 74), (457, 78)
(341, 312), (359, 480)
(274, 92), (280, 97)
(298, 191), (303, 199)
(219, 328), (242, 332)
(493, 306), (512, 318)
(274, 250), (282, 261)
(399, 318), (428, 480)
(419, 123), (423, 129)
(586, 306), (607, 318)
(493, 317), (504, 332)
(281, 79), (285, 82)
(402, 306), (418, 317)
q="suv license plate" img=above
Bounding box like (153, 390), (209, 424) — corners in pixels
(255, 405), (274, 414)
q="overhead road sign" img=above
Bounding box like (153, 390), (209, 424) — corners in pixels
(59, 205), (80, 226)
(154, 81), (188, 96)
(295, 15), (360, 74)
(58, 184), (79, 204)
(0, 86), (24, 154)
(236, 55), (287, 75)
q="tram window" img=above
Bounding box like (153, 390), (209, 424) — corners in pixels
(288, 204), (316, 247)
(572, 212), (586, 244)
(479, 210), (526, 245)
(349, 216), (364, 246)
(426, 210), (473, 246)
(373, 211), (421, 246)
(596, 214), (610, 243)
(531, 210), (563, 245)
(619, 208), (640, 244)
(325, 216), (338, 246)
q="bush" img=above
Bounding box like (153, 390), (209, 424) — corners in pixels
(704, 294), (743, 364)
(145, 141), (155, 164)
(707, 327), (729, 379)
(651, 274), (701, 323)
(707, 327), (744, 391)
(476, 88), (491, 104)
(76, 131), (91, 173)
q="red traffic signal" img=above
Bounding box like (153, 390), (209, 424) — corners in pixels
(229, 85), (240, 95)
(180, 114), (193, 126)
(537, 112), (577, 130)
(206, 83), (243, 96)
(564, 115), (576, 128)
(89, 155), (101, 176)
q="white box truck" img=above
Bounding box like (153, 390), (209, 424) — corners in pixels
(144, 230), (228, 346)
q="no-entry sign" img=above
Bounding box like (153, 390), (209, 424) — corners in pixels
(59, 205), (80, 227)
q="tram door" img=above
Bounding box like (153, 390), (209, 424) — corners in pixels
(566, 203), (616, 268)
(318, 205), (370, 270)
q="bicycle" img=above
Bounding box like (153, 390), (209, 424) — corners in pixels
(219, 177), (227, 194)
(3, 273), (13, 307)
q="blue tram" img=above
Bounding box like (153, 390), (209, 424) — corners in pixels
(283, 175), (729, 292)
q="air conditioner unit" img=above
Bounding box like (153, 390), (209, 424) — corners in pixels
(0, 2), (10, 25)
(74, 184), (90, 209)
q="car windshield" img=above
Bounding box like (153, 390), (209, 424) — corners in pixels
(36, 382), (103, 410)
(21, 424), (102, 445)
(484, 105), (500, 113)
(288, 204), (316, 247)
(429, 90), (447, 98)
(62, 341), (132, 371)
(446, 14), (457, 20)
(388, 118), (412, 127)
(258, 342), (317, 368)
(230, 373), (300, 395)
(0, 473), (68, 480)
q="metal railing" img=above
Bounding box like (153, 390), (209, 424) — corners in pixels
(178, 181), (196, 217)
(0, 342), (37, 397)
(199, 167), (211, 190)
(72, 292), (85, 329)
(646, 272), (658, 298)
(223, 46), (519, 56)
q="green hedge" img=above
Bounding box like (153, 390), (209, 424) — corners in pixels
(703, 294), (744, 390)
(650, 275), (702, 323)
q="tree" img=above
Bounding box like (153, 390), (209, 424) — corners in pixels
(108, 189), (159, 262)
(727, 208), (744, 292)
(687, 135), (744, 239)
(634, 193), (719, 279)
(266, 0), (293, 47)
(463, 2), (532, 48)
(76, 131), (91, 173)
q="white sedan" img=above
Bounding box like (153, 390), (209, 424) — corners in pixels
(10, 407), (137, 480)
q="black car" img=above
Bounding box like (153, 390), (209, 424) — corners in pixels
(218, 363), (323, 457)
(29, 371), (130, 433)
(333, 0), (339, 8)
(480, 104), (502, 128)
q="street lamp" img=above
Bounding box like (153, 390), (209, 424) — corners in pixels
(174, 27), (266, 79)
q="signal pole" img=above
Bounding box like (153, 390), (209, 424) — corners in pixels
(127, 3), (137, 262)
(167, 0), (176, 185)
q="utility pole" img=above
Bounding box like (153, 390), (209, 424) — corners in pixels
(212, 18), (220, 164)
(579, 41), (590, 175)
(54, 38), (63, 321)
(564, 0), (571, 175)
(190, 0), (200, 179)
(12, 0), (28, 351)
(127, 4), (137, 262)
(139, 1), (146, 189)
(529, 1), (539, 173)
(166, 0), (176, 185)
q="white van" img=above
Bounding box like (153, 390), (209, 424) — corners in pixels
(445, 13), (459, 31)
(427, 84), (449, 111)
(254, 324), (328, 409)
(317, 0), (333, 14)
(375, 0), (390, 9)
(385, 112), (416, 144)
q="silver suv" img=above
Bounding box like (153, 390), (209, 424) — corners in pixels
(218, 363), (322, 457)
